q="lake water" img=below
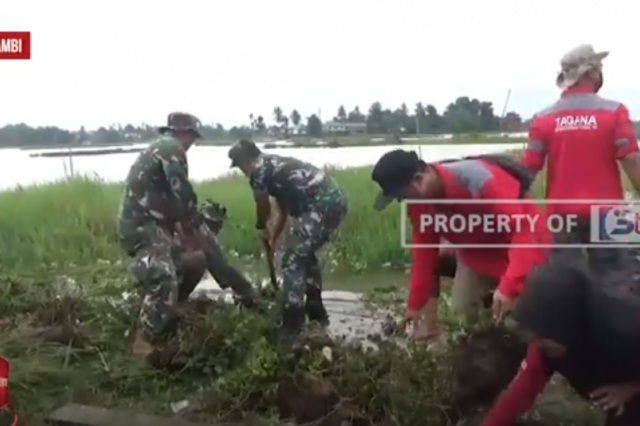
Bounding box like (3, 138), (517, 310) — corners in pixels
(1, 142), (523, 190)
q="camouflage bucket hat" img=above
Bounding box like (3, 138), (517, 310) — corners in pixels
(158, 112), (202, 137)
(556, 44), (609, 89)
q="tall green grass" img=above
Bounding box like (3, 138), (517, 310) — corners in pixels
(0, 168), (402, 274)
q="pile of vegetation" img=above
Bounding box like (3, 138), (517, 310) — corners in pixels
(2, 271), (544, 425)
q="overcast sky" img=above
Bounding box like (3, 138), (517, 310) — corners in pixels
(1, 0), (638, 130)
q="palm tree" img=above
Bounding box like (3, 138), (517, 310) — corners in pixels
(290, 109), (301, 126)
(273, 107), (284, 125)
(414, 103), (425, 135)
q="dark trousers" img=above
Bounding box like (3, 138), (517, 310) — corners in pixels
(430, 254), (457, 298)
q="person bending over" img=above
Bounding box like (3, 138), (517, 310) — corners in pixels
(229, 140), (348, 341)
(371, 149), (549, 340)
(481, 248), (640, 426)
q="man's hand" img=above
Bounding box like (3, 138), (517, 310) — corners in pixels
(411, 319), (440, 342)
(258, 227), (271, 244)
(492, 290), (516, 320)
(590, 383), (640, 416)
(264, 239), (276, 263)
(399, 309), (421, 329)
(175, 222), (199, 251)
(268, 231), (279, 249)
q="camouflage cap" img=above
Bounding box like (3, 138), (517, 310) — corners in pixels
(158, 112), (202, 137)
(556, 44), (609, 89)
(228, 139), (261, 168)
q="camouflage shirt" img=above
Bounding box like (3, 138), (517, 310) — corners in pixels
(250, 154), (345, 217)
(119, 136), (198, 226)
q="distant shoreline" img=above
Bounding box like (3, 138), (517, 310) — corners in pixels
(20, 135), (526, 158)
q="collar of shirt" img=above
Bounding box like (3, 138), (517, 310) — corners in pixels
(561, 83), (596, 98)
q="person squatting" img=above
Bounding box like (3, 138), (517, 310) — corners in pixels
(118, 113), (261, 356)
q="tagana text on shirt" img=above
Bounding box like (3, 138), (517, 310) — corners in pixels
(0, 32), (31, 60)
(418, 212), (579, 235)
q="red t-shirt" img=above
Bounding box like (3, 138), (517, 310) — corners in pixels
(406, 160), (549, 311)
(480, 343), (552, 426)
(521, 85), (638, 216)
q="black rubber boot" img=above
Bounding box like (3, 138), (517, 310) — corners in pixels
(278, 305), (306, 342)
(305, 300), (329, 326)
(305, 285), (329, 326)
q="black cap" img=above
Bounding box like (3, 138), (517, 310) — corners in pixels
(228, 139), (261, 168)
(371, 149), (421, 211)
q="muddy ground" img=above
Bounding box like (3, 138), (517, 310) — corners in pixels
(187, 273), (597, 426)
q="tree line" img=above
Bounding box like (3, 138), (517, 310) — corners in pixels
(1, 96), (637, 148)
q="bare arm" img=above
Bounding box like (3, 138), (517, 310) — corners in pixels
(614, 105), (640, 197)
(271, 198), (289, 243)
(621, 153), (640, 197)
(254, 192), (271, 230)
(250, 161), (274, 230)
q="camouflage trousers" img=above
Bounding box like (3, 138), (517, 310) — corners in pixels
(119, 219), (256, 340)
(280, 199), (348, 313)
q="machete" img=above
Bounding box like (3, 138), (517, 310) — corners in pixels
(263, 240), (280, 292)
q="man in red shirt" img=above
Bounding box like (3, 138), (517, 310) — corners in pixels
(371, 149), (549, 334)
(481, 248), (640, 426)
(522, 45), (640, 230)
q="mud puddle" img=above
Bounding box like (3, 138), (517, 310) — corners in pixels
(193, 272), (399, 346)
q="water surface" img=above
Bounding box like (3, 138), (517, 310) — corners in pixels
(0, 142), (523, 190)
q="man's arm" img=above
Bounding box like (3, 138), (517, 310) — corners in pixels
(254, 194), (271, 230)
(250, 162), (274, 230)
(481, 343), (553, 426)
(407, 205), (440, 312)
(520, 116), (547, 175)
(614, 104), (640, 197)
(272, 197), (289, 242)
(158, 147), (199, 232)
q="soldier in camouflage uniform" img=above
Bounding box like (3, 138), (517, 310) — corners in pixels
(118, 113), (259, 356)
(228, 140), (348, 339)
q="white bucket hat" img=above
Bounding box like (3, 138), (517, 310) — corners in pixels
(556, 44), (609, 89)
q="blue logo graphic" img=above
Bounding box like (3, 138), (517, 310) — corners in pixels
(590, 205), (640, 243)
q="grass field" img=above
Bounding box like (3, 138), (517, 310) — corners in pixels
(0, 155), (606, 425)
